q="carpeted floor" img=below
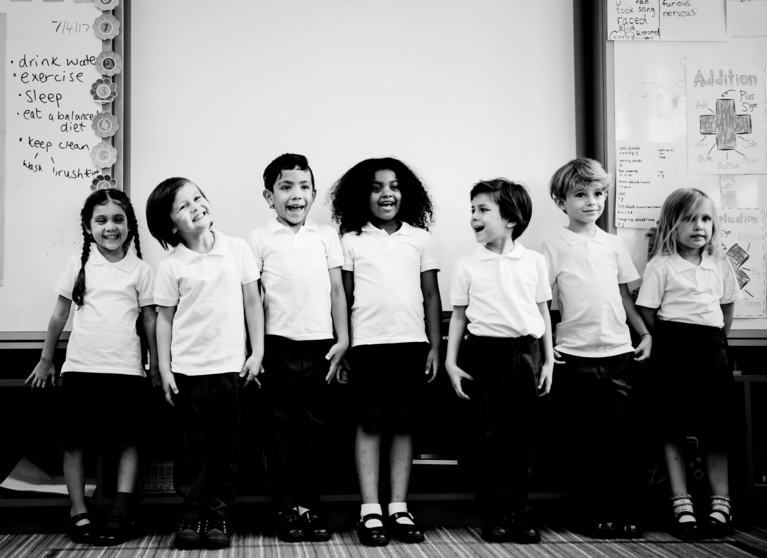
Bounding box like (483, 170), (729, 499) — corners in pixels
(5, 524), (767, 558)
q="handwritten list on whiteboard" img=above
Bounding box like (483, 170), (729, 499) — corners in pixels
(615, 141), (678, 229)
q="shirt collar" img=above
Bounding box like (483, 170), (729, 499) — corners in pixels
(360, 221), (414, 236)
(267, 217), (319, 235)
(474, 241), (528, 260)
(174, 229), (227, 264)
(558, 226), (608, 247)
(669, 251), (718, 272)
(88, 244), (139, 272)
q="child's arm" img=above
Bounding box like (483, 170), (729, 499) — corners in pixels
(620, 283), (652, 362)
(325, 267), (349, 383)
(421, 270), (443, 383)
(721, 302), (735, 337)
(444, 306), (473, 400)
(156, 305), (178, 406)
(26, 295), (72, 388)
(141, 306), (161, 388)
(338, 270), (355, 384)
(537, 301), (555, 395)
(241, 280), (265, 387)
(637, 306), (658, 335)
(546, 300), (566, 364)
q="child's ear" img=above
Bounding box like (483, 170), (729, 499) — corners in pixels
(554, 197), (568, 213)
(311, 189), (317, 201)
(506, 221), (516, 229)
(262, 189), (274, 209)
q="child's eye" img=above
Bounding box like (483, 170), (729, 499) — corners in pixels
(390, 184), (399, 191)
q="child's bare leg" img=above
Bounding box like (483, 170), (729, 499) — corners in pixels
(63, 447), (89, 524)
(356, 420), (382, 504)
(704, 446), (729, 496)
(389, 430), (412, 503)
(116, 444), (139, 493)
(664, 440), (688, 495)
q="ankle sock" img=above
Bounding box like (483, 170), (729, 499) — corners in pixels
(388, 502), (414, 525)
(671, 495), (696, 524)
(360, 504), (383, 528)
(710, 495), (731, 524)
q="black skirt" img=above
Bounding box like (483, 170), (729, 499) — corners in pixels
(644, 320), (737, 445)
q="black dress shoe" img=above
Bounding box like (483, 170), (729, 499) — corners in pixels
(301, 512), (331, 542)
(388, 512), (425, 543)
(277, 510), (305, 542)
(92, 514), (137, 546)
(67, 513), (95, 544)
(358, 513), (389, 546)
(508, 509), (541, 544)
(594, 521), (620, 539)
(622, 523), (643, 539)
(481, 513), (508, 542)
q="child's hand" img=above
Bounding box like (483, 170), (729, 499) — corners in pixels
(241, 355), (264, 388)
(160, 371), (178, 406)
(25, 360), (56, 389)
(147, 364), (162, 389)
(336, 357), (350, 385)
(553, 349), (565, 365)
(538, 361), (554, 395)
(445, 363), (473, 400)
(425, 347), (440, 383)
(634, 334), (652, 362)
(324, 340), (349, 383)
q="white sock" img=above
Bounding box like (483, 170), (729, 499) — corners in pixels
(296, 506), (309, 516)
(361, 504), (383, 528)
(389, 502), (414, 525)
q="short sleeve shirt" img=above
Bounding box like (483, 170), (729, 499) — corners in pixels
(55, 246), (154, 376)
(154, 230), (260, 375)
(247, 218), (343, 340)
(542, 227), (640, 357)
(450, 242), (551, 338)
(636, 252), (742, 328)
(341, 222), (440, 347)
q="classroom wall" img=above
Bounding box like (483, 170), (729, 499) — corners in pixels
(129, 0), (576, 308)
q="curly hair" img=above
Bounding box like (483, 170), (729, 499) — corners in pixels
(327, 157), (435, 235)
(263, 153), (314, 192)
(73, 189), (143, 309)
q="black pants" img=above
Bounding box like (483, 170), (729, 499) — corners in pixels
(264, 335), (334, 511)
(173, 373), (242, 520)
(554, 352), (642, 517)
(462, 334), (540, 515)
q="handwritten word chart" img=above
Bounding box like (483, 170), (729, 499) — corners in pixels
(616, 141), (679, 228)
(607, 0), (727, 41)
(686, 65), (767, 174)
(719, 208), (766, 318)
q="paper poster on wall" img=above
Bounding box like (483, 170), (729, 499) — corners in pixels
(726, 0), (767, 37)
(719, 208), (767, 318)
(607, 0), (727, 41)
(686, 65), (767, 174)
(615, 141), (678, 228)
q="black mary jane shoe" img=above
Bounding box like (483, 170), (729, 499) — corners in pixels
(92, 514), (137, 546)
(67, 513), (96, 544)
(707, 515), (732, 538)
(673, 519), (700, 540)
(388, 512), (425, 543)
(301, 512), (331, 542)
(277, 510), (305, 543)
(358, 513), (389, 547)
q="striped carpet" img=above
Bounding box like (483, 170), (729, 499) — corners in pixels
(4, 524), (767, 558)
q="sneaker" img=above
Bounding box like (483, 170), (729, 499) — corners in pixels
(203, 518), (230, 549)
(174, 519), (203, 550)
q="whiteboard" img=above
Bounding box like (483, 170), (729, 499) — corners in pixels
(609, 37), (767, 330)
(0, 0), (112, 333)
(129, 0), (576, 313)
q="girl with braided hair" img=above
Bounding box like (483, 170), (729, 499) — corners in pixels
(27, 189), (158, 546)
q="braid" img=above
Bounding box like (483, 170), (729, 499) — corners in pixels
(72, 223), (92, 309)
(127, 206), (143, 259)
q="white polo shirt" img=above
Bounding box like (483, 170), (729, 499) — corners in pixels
(542, 227), (640, 358)
(450, 242), (551, 339)
(154, 230), (260, 376)
(342, 222), (440, 347)
(247, 218), (343, 340)
(55, 246), (154, 376)
(637, 252), (741, 328)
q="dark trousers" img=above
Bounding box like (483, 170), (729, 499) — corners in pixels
(554, 352), (642, 517)
(173, 373), (242, 520)
(264, 335), (334, 511)
(462, 334), (540, 514)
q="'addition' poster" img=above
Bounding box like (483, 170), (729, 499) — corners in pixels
(719, 208), (767, 318)
(686, 65), (767, 175)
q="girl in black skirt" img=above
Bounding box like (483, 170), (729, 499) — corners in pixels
(637, 188), (741, 539)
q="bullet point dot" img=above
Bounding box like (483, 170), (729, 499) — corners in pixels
(13, 73), (16, 77)
(19, 138), (22, 142)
